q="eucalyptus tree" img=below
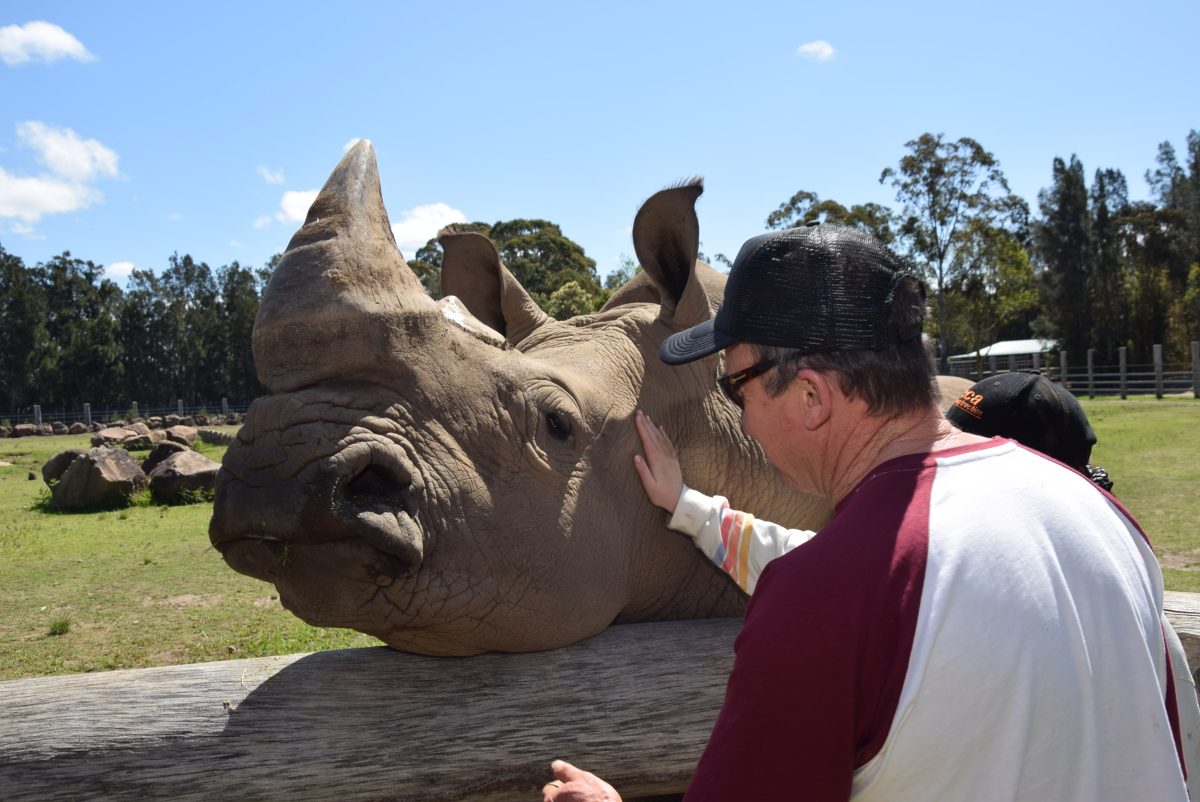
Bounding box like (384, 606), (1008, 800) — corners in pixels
(160, 253), (219, 405)
(216, 261), (263, 402)
(409, 219), (601, 316)
(0, 246), (51, 411)
(880, 133), (1024, 368)
(120, 268), (172, 405)
(1035, 156), (1092, 356)
(1089, 168), (1131, 363)
(38, 252), (124, 407)
(766, 190), (897, 245)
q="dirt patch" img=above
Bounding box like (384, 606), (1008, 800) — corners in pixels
(0, 461), (12, 467)
(149, 646), (190, 664)
(1159, 554), (1200, 571)
(252, 596), (280, 608)
(154, 594), (220, 608)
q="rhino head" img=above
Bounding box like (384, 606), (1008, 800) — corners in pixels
(209, 142), (829, 655)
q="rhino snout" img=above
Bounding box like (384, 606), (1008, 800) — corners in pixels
(211, 437), (426, 575)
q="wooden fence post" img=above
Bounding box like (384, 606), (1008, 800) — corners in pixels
(988, 355), (998, 376)
(83, 403), (92, 426)
(221, 398), (229, 417)
(1087, 348), (1096, 398)
(1032, 352), (1042, 372)
(177, 399), (185, 418)
(1008, 355), (1017, 372)
(1192, 341), (1199, 400)
(1154, 344), (1164, 399)
(1120, 347), (1128, 399)
(1058, 350), (1068, 385)
(32, 404), (42, 426)
(131, 401), (139, 419)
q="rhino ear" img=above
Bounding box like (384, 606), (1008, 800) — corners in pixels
(632, 178), (713, 328)
(439, 229), (548, 344)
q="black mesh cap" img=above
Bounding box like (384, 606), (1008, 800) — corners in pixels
(660, 223), (923, 364)
(945, 371), (1097, 471)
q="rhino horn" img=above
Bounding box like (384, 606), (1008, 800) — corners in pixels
(253, 141), (436, 392)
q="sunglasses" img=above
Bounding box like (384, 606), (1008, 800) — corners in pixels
(717, 357), (779, 408)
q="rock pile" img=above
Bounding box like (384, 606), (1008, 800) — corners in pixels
(1, 413), (242, 439)
(41, 441), (223, 510)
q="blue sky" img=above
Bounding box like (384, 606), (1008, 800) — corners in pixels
(1, 2), (1197, 286)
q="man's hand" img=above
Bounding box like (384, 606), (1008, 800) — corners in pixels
(633, 409), (683, 514)
(541, 759), (622, 802)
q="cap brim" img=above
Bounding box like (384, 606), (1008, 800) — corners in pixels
(659, 318), (736, 365)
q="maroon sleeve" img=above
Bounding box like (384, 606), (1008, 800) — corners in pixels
(684, 559), (859, 800)
(685, 458), (931, 801)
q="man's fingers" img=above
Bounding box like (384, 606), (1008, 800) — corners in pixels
(551, 759), (584, 781)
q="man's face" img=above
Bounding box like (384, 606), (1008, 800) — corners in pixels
(724, 343), (811, 491)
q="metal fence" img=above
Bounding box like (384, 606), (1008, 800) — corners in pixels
(0, 398), (253, 428)
(940, 342), (1199, 399)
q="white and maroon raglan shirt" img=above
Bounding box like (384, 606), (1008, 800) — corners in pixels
(671, 439), (1187, 801)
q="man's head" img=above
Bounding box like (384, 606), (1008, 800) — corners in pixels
(660, 223), (935, 417)
(945, 371), (1099, 477)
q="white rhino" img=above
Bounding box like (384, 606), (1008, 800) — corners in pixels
(210, 142), (950, 656)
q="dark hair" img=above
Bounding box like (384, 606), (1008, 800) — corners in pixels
(750, 274), (936, 417)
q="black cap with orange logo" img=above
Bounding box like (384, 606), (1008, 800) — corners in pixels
(945, 371), (1097, 474)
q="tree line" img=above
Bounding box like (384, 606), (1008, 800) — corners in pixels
(0, 250), (269, 413)
(770, 130), (1200, 370)
(2, 128), (1198, 412)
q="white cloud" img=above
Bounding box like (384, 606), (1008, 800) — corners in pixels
(9, 220), (43, 238)
(257, 164), (285, 184)
(229, 240), (243, 248)
(166, 212), (183, 221)
(0, 122), (118, 224)
(0, 166), (101, 222)
(0, 21), (94, 66)
(391, 202), (467, 251)
(18, 121), (119, 181)
(796, 40), (835, 61)
(276, 189), (320, 223)
(253, 215), (272, 229)
(105, 261), (136, 281)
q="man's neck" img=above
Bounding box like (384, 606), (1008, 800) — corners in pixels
(822, 404), (987, 505)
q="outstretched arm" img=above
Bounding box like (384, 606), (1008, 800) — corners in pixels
(634, 409), (815, 594)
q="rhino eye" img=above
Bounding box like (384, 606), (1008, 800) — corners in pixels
(546, 412), (572, 441)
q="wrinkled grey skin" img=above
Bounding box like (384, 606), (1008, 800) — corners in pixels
(210, 142), (829, 655)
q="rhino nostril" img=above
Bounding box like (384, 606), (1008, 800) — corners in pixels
(341, 463), (417, 517)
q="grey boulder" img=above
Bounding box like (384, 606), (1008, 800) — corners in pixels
(51, 447), (147, 510)
(149, 450), (221, 504)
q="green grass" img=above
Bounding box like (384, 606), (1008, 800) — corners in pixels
(0, 430), (377, 681)
(1080, 396), (1200, 592)
(1, 399), (1198, 680)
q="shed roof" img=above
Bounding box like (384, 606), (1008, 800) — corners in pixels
(947, 338), (1057, 361)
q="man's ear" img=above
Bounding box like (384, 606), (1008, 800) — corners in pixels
(794, 368), (835, 431)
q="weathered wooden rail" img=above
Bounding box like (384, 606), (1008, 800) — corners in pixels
(3, 593), (1199, 802)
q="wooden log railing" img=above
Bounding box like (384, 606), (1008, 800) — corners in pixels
(1, 618), (738, 801)
(3, 592), (1200, 802)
